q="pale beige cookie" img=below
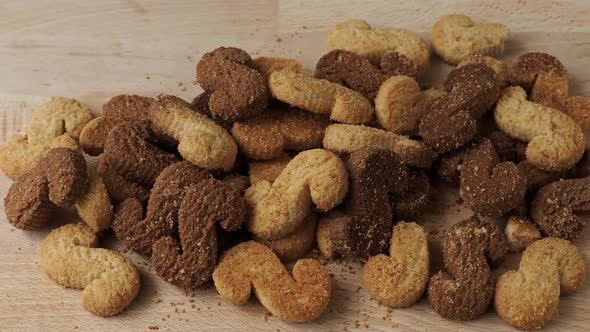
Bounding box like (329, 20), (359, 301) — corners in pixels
(212, 241), (331, 322)
(431, 14), (510, 65)
(268, 68), (374, 125)
(245, 149), (348, 240)
(504, 216), (541, 253)
(253, 57), (303, 85)
(375, 75), (445, 135)
(231, 107), (330, 160)
(323, 124), (437, 169)
(494, 86), (585, 171)
(495, 238), (586, 330)
(327, 19), (430, 73)
(75, 165), (114, 232)
(0, 97), (93, 180)
(248, 154), (292, 185)
(363, 222), (429, 308)
(39, 224), (140, 316)
(458, 55), (509, 88)
(149, 96), (237, 170)
(257, 214), (317, 262)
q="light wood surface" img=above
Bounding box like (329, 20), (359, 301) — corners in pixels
(1, 1), (589, 331)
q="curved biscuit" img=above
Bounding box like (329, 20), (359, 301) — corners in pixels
(257, 214), (317, 262)
(96, 154), (151, 204)
(231, 107), (330, 160)
(74, 164), (113, 232)
(363, 222), (429, 308)
(494, 86), (585, 171)
(511, 52), (590, 130)
(248, 154), (292, 185)
(253, 56), (303, 85)
(316, 149), (410, 258)
(152, 178), (246, 290)
(39, 224), (140, 316)
(495, 238), (586, 330)
(458, 55), (509, 88)
(103, 121), (177, 186)
(530, 177), (590, 241)
(375, 75), (445, 135)
(79, 95), (155, 156)
(246, 149), (348, 240)
(504, 216), (541, 253)
(459, 138), (526, 217)
(431, 14), (509, 65)
(4, 148), (88, 230)
(113, 162), (212, 255)
(0, 97), (92, 179)
(268, 68), (374, 124)
(428, 217), (507, 320)
(323, 124), (437, 169)
(196, 47), (268, 122)
(149, 96), (238, 170)
(327, 20), (430, 73)
(212, 241), (331, 322)
(419, 63), (500, 153)
(315, 50), (417, 100)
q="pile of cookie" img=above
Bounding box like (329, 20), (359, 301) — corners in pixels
(1, 14), (588, 330)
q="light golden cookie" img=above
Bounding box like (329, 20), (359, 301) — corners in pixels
(268, 68), (374, 125)
(257, 214), (317, 262)
(375, 75), (445, 135)
(323, 124), (437, 169)
(458, 54), (509, 88)
(212, 241), (331, 322)
(253, 56), (303, 85)
(246, 149), (348, 240)
(39, 224), (140, 316)
(495, 238), (586, 330)
(504, 216), (541, 253)
(431, 14), (510, 65)
(363, 222), (429, 308)
(79, 116), (120, 156)
(248, 154), (292, 185)
(0, 97), (93, 179)
(231, 107), (330, 160)
(327, 19), (430, 73)
(149, 96), (237, 170)
(494, 86), (585, 171)
(75, 165), (114, 232)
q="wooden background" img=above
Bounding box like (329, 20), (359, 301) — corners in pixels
(0, 1), (589, 331)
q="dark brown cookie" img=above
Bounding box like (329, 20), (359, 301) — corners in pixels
(380, 51), (418, 79)
(570, 148), (590, 178)
(318, 148), (410, 258)
(392, 169), (431, 220)
(419, 63), (500, 153)
(509, 52), (567, 92)
(517, 160), (563, 193)
(103, 121), (178, 187)
(488, 130), (527, 163)
(460, 138), (526, 217)
(112, 162), (211, 255)
(196, 47), (268, 123)
(152, 178), (245, 290)
(96, 154), (151, 204)
(530, 177), (590, 241)
(428, 217), (508, 321)
(5, 148), (88, 230)
(103, 95), (155, 122)
(315, 49), (416, 100)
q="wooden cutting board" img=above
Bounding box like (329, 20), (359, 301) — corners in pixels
(1, 1), (589, 331)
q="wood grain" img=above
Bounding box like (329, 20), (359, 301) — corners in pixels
(0, 1), (589, 331)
